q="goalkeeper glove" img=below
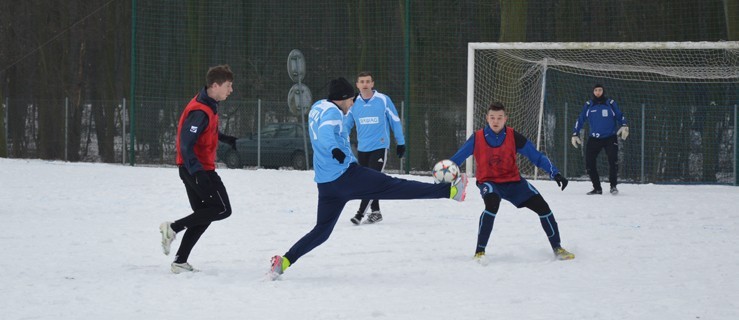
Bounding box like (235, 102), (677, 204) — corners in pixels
(617, 126), (629, 140)
(571, 135), (582, 148)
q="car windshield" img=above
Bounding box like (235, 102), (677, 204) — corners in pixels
(276, 125), (297, 138)
(260, 124), (280, 138)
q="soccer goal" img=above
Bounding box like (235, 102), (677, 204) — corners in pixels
(466, 42), (739, 185)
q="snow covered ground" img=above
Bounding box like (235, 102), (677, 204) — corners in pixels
(1, 158), (737, 319)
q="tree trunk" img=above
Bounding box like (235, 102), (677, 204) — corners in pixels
(90, 3), (121, 163)
(726, 0), (739, 40)
(36, 5), (66, 160)
(555, 0), (581, 42)
(499, 0), (527, 42)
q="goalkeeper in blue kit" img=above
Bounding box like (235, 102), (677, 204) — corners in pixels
(268, 77), (468, 280)
(571, 84), (628, 195)
(449, 102), (574, 261)
(344, 71), (406, 225)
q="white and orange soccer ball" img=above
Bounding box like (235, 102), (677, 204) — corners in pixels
(432, 159), (460, 183)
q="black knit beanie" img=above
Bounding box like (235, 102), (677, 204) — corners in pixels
(328, 77), (355, 101)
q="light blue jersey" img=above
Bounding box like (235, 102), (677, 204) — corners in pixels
(308, 99), (356, 183)
(344, 90), (405, 152)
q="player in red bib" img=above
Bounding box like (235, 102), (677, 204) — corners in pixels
(160, 65), (239, 273)
(449, 102), (575, 261)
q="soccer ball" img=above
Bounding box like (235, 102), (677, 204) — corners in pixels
(432, 159), (460, 183)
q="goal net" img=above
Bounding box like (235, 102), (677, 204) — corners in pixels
(466, 42), (739, 185)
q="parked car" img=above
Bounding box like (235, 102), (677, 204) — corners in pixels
(217, 122), (313, 170)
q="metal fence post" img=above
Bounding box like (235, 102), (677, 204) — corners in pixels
(4, 97), (8, 156)
(257, 99), (261, 168)
(65, 97), (69, 161)
(641, 103), (645, 183)
(129, 0), (137, 166)
(562, 102), (568, 177)
(122, 98), (126, 165)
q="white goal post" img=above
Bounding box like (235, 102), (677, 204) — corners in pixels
(466, 41), (739, 181)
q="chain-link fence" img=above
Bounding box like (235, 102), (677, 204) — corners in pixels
(2, 0), (738, 184)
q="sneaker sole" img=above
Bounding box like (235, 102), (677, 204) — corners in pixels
(556, 254), (575, 260)
(171, 265), (199, 274)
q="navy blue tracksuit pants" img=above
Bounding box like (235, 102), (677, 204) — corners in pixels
(283, 163), (452, 265)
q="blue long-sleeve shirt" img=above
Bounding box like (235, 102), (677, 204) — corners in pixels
(450, 125), (560, 179)
(572, 98), (627, 139)
(344, 90), (405, 151)
(308, 99), (357, 183)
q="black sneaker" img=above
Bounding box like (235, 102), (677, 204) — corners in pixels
(610, 186), (619, 195)
(366, 211), (383, 224)
(586, 189), (603, 195)
(350, 213), (364, 225)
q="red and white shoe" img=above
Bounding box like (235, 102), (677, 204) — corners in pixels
(268, 255), (290, 280)
(450, 174), (468, 202)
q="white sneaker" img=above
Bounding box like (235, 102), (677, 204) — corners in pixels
(171, 262), (199, 274)
(159, 222), (176, 255)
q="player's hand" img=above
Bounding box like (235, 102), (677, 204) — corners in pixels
(571, 135), (582, 148)
(396, 145), (406, 158)
(221, 135), (237, 150)
(331, 148), (346, 164)
(617, 126), (629, 140)
(554, 174), (568, 191)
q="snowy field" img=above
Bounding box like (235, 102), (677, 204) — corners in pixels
(1, 158), (738, 319)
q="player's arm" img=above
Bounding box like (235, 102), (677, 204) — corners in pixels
(573, 102), (590, 135)
(514, 131), (560, 178)
(343, 109), (356, 133)
(610, 99), (628, 127)
(179, 110), (209, 175)
(385, 98), (406, 145)
(319, 108), (345, 151)
(449, 134), (475, 168)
